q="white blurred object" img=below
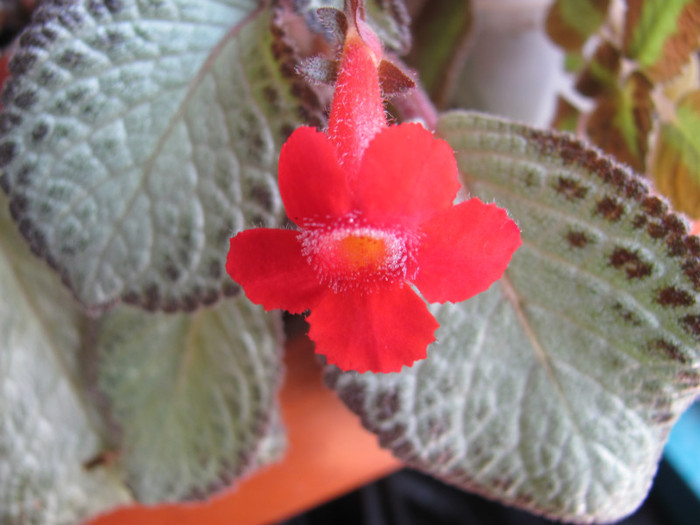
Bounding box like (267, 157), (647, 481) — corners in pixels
(453, 0), (568, 126)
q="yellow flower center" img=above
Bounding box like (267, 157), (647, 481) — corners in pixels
(299, 222), (416, 293)
(336, 234), (388, 272)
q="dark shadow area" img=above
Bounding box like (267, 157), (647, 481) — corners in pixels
(0, 1), (36, 49)
(282, 464), (676, 525)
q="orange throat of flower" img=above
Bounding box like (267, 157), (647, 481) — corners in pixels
(336, 234), (388, 273)
(300, 224), (413, 292)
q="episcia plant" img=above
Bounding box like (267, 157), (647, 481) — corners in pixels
(0, 1), (698, 524)
(226, 4), (521, 372)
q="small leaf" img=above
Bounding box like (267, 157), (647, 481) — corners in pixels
(652, 90), (700, 217)
(327, 111), (700, 523)
(297, 55), (339, 86)
(623, 0), (700, 83)
(316, 6), (349, 43)
(378, 58), (415, 96)
(97, 296), (284, 503)
(0, 0), (303, 311)
(545, 0), (610, 51)
(0, 194), (131, 524)
(586, 72), (653, 173)
(575, 40), (621, 98)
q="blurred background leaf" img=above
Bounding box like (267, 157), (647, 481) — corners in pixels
(545, 0), (610, 52)
(96, 297), (285, 503)
(653, 90), (700, 217)
(623, 0), (700, 83)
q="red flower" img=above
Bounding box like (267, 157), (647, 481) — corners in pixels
(227, 5), (521, 373)
(227, 121), (521, 372)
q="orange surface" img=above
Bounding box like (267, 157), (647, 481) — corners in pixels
(88, 336), (402, 525)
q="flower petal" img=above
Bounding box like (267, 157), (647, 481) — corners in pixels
(413, 199), (522, 303)
(278, 126), (352, 226)
(355, 123), (461, 228)
(308, 285), (438, 373)
(227, 228), (327, 314)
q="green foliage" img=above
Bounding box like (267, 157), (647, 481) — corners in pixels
(97, 297), (284, 503)
(546, 0), (610, 51)
(623, 0), (700, 82)
(0, 0), (300, 311)
(653, 90), (700, 216)
(2, 2), (700, 524)
(547, 0), (700, 217)
(0, 193), (131, 525)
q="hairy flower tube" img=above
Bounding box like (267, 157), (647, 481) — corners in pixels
(227, 6), (521, 373)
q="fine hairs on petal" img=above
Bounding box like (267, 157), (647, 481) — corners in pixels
(299, 213), (420, 294)
(327, 26), (387, 174)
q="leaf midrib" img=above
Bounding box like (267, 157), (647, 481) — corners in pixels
(499, 274), (587, 440)
(82, 6), (265, 298)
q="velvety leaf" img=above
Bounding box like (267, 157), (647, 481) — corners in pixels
(327, 111), (700, 523)
(652, 90), (700, 218)
(407, 0), (473, 108)
(545, 0), (610, 51)
(247, 404), (287, 472)
(623, 0), (700, 83)
(586, 72), (653, 173)
(297, 55), (339, 86)
(96, 296), (284, 503)
(377, 58), (415, 96)
(0, 0), (303, 312)
(0, 193), (131, 524)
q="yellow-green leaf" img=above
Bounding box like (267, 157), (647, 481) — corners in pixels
(653, 90), (700, 217)
(586, 72), (653, 173)
(575, 40), (621, 97)
(546, 0), (610, 51)
(624, 0), (700, 82)
(564, 52), (586, 73)
(663, 54), (700, 103)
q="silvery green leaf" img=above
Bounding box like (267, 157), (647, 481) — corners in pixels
(0, 194), (131, 525)
(0, 0), (303, 311)
(327, 112), (700, 523)
(96, 296), (284, 503)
